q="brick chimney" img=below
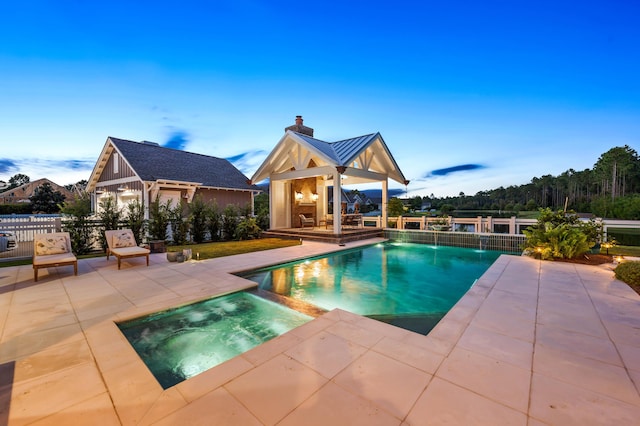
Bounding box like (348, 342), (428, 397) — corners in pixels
(285, 115), (314, 137)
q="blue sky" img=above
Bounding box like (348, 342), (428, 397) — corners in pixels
(1, 0), (638, 197)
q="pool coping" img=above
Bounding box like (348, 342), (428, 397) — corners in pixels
(1, 238), (639, 424)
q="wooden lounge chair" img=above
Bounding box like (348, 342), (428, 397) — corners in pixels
(33, 232), (78, 281)
(105, 229), (150, 269)
(299, 214), (314, 228)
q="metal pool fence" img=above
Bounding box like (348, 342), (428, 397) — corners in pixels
(385, 229), (526, 253)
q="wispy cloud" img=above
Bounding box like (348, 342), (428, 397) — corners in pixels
(424, 164), (486, 178)
(0, 158), (94, 183)
(163, 130), (190, 150)
(0, 158), (18, 174)
(404, 184), (429, 194)
(49, 159), (95, 171)
(226, 150), (268, 175)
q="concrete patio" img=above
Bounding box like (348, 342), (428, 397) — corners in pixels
(1, 239), (639, 425)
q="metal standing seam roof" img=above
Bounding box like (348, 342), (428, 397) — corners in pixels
(109, 137), (256, 191)
(293, 132), (379, 165)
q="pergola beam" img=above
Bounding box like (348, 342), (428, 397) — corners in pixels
(270, 166), (335, 181)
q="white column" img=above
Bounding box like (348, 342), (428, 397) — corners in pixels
(333, 174), (342, 234)
(315, 178), (325, 220)
(269, 180), (275, 229)
(143, 183), (150, 220)
(382, 180), (388, 228)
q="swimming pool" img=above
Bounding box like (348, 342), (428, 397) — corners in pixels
(117, 291), (312, 389)
(238, 242), (504, 333)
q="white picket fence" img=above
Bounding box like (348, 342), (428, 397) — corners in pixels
(0, 215), (62, 259)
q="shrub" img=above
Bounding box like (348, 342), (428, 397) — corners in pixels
(222, 204), (239, 241)
(125, 198), (146, 244)
(60, 192), (94, 255)
(97, 196), (121, 230)
(206, 201), (222, 241)
(189, 195), (208, 243)
(234, 217), (262, 240)
(149, 196), (171, 241)
(256, 209), (269, 230)
(254, 192), (268, 212)
(579, 218), (603, 246)
(523, 208), (594, 260)
(387, 197), (404, 216)
(0, 204), (32, 214)
(525, 222), (591, 260)
(239, 203), (252, 218)
(97, 196), (122, 250)
(253, 194), (270, 230)
(614, 261), (640, 294)
(168, 201), (189, 245)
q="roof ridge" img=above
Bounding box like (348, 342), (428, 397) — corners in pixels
(290, 131), (327, 144)
(330, 132), (378, 144)
(109, 137), (226, 161)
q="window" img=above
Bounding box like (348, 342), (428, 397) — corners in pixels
(113, 153), (119, 174)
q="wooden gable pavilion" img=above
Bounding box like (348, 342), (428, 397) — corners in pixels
(250, 116), (408, 235)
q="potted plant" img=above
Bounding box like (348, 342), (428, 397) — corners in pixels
(431, 215), (450, 231)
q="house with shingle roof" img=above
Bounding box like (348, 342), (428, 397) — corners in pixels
(250, 116), (408, 234)
(327, 189), (373, 214)
(0, 178), (74, 204)
(86, 137), (258, 218)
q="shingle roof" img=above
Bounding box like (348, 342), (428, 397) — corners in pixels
(109, 137), (255, 191)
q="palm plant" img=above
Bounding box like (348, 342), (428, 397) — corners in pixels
(523, 208), (594, 260)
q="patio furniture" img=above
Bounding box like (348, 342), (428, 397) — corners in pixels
(320, 214), (334, 229)
(105, 229), (150, 269)
(299, 214), (314, 228)
(342, 213), (363, 228)
(33, 232), (78, 281)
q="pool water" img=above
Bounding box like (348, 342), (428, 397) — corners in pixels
(117, 292), (312, 389)
(238, 242), (503, 333)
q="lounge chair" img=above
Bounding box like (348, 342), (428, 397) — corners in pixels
(105, 229), (150, 269)
(33, 232), (78, 281)
(299, 214), (314, 228)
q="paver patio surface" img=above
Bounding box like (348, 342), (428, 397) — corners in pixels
(1, 238), (639, 425)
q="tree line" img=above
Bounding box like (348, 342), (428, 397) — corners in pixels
(410, 145), (640, 219)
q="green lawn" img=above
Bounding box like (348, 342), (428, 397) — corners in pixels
(603, 245), (640, 257)
(0, 238), (302, 268)
(167, 238), (302, 260)
(0, 258), (32, 267)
